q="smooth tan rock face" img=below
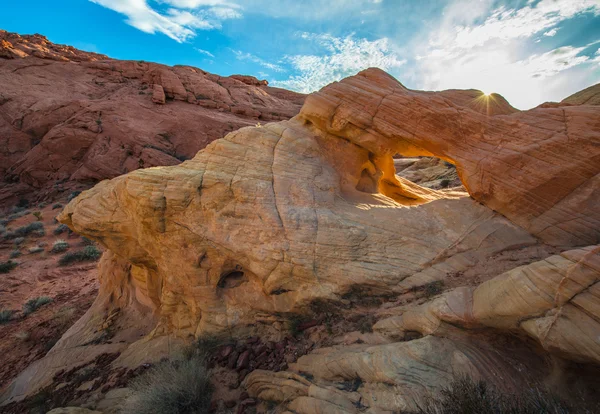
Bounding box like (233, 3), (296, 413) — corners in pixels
(57, 118), (537, 338)
(56, 68), (599, 338)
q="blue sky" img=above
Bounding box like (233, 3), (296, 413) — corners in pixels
(2, 0), (600, 109)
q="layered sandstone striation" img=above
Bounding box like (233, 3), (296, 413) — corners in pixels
(2, 68), (600, 411)
(0, 30), (304, 204)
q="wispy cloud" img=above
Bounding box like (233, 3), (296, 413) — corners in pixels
(195, 47), (215, 57)
(232, 50), (286, 72)
(272, 33), (406, 93)
(411, 0), (600, 108)
(521, 45), (592, 78)
(89, 0), (241, 42)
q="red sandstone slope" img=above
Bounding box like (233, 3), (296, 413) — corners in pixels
(0, 30), (305, 205)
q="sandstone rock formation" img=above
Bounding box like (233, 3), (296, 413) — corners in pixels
(2, 68), (599, 411)
(0, 30), (305, 205)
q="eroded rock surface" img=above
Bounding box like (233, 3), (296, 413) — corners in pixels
(0, 30), (304, 205)
(2, 68), (600, 410)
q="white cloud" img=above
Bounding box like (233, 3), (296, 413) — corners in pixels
(431, 0), (600, 52)
(89, 0), (241, 42)
(195, 47), (215, 57)
(411, 0), (600, 109)
(159, 0), (238, 7)
(272, 33), (406, 93)
(232, 50), (286, 72)
(521, 45), (590, 78)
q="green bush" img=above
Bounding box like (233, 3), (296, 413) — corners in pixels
(122, 357), (213, 414)
(51, 239), (69, 253)
(58, 245), (101, 266)
(53, 224), (70, 235)
(23, 296), (53, 315)
(32, 211), (43, 221)
(4, 222), (44, 239)
(10, 250), (21, 259)
(0, 260), (18, 273)
(13, 237), (25, 246)
(415, 375), (598, 414)
(0, 309), (14, 324)
(52, 203), (63, 210)
(81, 236), (95, 246)
(67, 191), (82, 202)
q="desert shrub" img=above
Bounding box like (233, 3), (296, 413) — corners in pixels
(13, 237), (25, 246)
(424, 280), (445, 298)
(23, 296), (53, 315)
(32, 211), (43, 221)
(439, 179), (451, 188)
(52, 203), (63, 210)
(414, 375), (597, 414)
(37, 202), (47, 208)
(0, 219), (8, 226)
(0, 260), (18, 273)
(67, 190), (82, 202)
(10, 250), (21, 258)
(10, 207), (26, 215)
(28, 246), (44, 254)
(122, 357), (213, 414)
(80, 236), (95, 246)
(5, 222), (45, 238)
(0, 224), (6, 235)
(6, 209), (30, 221)
(0, 309), (14, 324)
(58, 245), (101, 266)
(51, 239), (69, 253)
(53, 224), (70, 235)
(16, 198), (29, 208)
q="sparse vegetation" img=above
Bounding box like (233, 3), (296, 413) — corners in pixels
(4, 222), (45, 239)
(424, 280), (445, 298)
(32, 211), (43, 221)
(53, 223), (70, 235)
(0, 260), (18, 273)
(440, 179), (451, 188)
(80, 236), (95, 246)
(23, 296), (53, 315)
(58, 245), (101, 266)
(0, 309), (14, 324)
(37, 202), (47, 208)
(13, 237), (25, 246)
(67, 190), (82, 202)
(52, 203), (63, 210)
(411, 280), (445, 298)
(414, 375), (599, 414)
(16, 198), (29, 208)
(10, 250), (21, 259)
(122, 356), (213, 414)
(28, 246), (44, 254)
(51, 239), (69, 253)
